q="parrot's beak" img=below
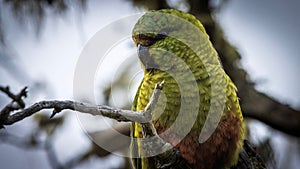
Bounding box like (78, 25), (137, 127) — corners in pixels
(137, 44), (159, 70)
(133, 32), (167, 70)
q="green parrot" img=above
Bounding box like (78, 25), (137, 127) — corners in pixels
(130, 9), (264, 169)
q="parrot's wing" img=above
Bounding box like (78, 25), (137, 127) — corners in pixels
(232, 140), (266, 169)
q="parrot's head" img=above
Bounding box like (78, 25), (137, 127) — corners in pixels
(132, 9), (211, 71)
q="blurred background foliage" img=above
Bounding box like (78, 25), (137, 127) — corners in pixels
(0, 0), (299, 169)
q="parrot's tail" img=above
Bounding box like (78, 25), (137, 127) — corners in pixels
(233, 140), (266, 169)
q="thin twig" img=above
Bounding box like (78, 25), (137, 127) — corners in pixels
(0, 86), (28, 128)
(0, 86), (27, 108)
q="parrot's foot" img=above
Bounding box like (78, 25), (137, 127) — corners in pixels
(139, 134), (191, 168)
(155, 148), (192, 169)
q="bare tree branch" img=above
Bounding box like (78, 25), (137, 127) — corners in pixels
(0, 82), (165, 135)
(0, 90), (153, 128)
(241, 90), (300, 137)
(0, 82), (192, 168)
(0, 83), (149, 128)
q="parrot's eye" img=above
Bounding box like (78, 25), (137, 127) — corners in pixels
(158, 29), (168, 37)
(136, 33), (168, 47)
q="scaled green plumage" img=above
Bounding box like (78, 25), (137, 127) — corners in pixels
(131, 9), (245, 169)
